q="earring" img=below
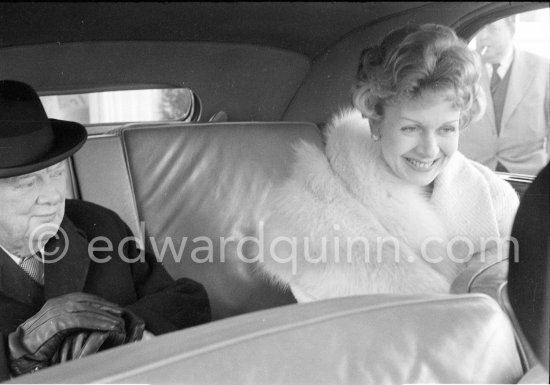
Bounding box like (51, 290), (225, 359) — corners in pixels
(371, 133), (380, 142)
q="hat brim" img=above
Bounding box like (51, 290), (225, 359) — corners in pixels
(0, 119), (87, 178)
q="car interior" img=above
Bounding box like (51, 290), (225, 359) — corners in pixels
(1, 2), (549, 384)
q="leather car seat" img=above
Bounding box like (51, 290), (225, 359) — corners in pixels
(18, 293), (525, 384)
(120, 121), (323, 320)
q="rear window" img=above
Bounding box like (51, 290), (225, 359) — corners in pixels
(40, 88), (195, 124)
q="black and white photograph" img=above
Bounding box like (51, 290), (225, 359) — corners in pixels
(0, 2), (548, 384)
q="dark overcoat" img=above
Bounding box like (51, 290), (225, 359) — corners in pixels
(0, 199), (211, 380)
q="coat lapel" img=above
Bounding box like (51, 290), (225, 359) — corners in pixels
(0, 248), (44, 308)
(431, 152), (500, 249)
(43, 217), (91, 300)
(501, 50), (535, 130)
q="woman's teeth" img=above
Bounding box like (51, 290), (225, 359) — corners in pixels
(406, 158), (436, 169)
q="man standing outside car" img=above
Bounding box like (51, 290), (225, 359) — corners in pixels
(458, 15), (550, 175)
(0, 80), (211, 380)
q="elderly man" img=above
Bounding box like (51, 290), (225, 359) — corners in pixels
(459, 16), (550, 176)
(0, 80), (211, 380)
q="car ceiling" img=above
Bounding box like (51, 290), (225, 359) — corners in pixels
(0, 2), (431, 59)
(2, 2), (543, 123)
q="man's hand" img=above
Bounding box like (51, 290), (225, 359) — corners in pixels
(49, 308), (146, 364)
(121, 307), (146, 343)
(51, 331), (118, 364)
(8, 293), (126, 376)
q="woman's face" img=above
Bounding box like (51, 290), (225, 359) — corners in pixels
(375, 91), (460, 186)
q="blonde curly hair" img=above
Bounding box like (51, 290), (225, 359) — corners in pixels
(352, 24), (486, 130)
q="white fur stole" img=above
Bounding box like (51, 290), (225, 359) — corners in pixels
(259, 109), (470, 300)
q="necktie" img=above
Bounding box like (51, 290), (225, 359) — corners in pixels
(19, 253), (44, 285)
(490, 63), (501, 96)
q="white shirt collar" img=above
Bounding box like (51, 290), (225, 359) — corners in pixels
(498, 46), (514, 77)
(0, 244), (45, 265)
(486, 46), (514, 78)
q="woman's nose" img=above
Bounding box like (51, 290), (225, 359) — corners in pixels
(418, 134), (439, 158)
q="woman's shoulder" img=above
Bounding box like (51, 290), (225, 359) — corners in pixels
(284, 108), (367, 202)
(454, 153), (519, 208)
(462, 156), (510, 186)
(452, 152), (504, 184)
(324, 108), (368, 142)
(326, 108), (364, 127)
(448, 153), (519, 236)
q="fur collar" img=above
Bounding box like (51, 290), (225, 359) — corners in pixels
(324, 109), (452, 269)
(260, 109), (470, 298)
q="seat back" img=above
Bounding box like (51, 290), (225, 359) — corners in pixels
(20, 294), (525, 384)
(71, 121), (323, 320)
(71, 132), (142, 237)
(120, 122), (323, 319)
(62, 158), (79, 199)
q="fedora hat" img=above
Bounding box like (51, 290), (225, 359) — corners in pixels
(0, 80), (87, 178)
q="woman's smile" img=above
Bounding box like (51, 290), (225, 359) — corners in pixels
(404, 157), (439, 171)
(376, 91), (461, 186)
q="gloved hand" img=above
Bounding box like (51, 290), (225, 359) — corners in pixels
(120, 307), (145, 343)
(49, 308), (145, 364)
(8, 292), (126, 376)
(50, 331), (119, 364)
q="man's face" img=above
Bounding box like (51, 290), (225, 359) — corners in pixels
(0, 162), (67, 256)
(476, 19), (514, 64)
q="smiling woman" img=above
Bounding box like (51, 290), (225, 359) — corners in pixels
(0, 2), (547, 383)
(257, 23), (520, 302)
(373, 91), (461, 189)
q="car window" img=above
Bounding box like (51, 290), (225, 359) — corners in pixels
(40, 88), (195, 124)
(459, 8), (550, 178)
(469, 9), (550, 65)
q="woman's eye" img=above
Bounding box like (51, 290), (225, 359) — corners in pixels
(401, 126), (419, 133)
(439, 126), (457, 134)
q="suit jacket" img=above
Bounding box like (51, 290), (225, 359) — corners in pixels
(0, 199), (211, 380)
(459, 49), (550, 175)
